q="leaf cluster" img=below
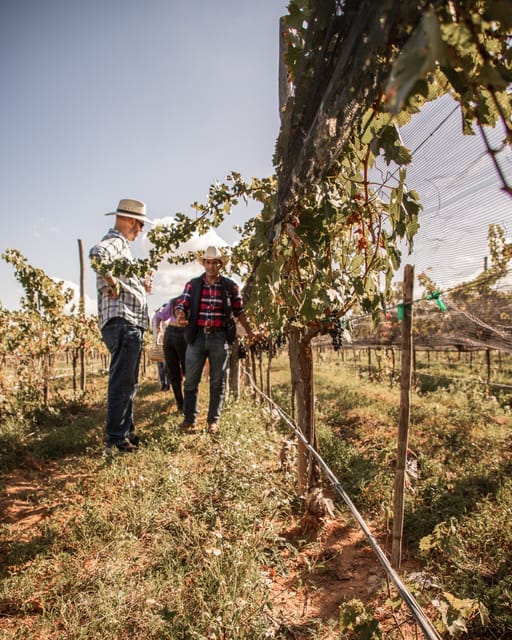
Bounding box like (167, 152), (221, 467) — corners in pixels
(387, 2), (511, 146)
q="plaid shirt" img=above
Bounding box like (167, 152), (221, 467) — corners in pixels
(89, 228), (149, 330)
(177, 275), (243, 328)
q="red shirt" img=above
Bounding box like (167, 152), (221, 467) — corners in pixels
(177, 275), (243, 328)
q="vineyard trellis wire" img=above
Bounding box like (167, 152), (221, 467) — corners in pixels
(314, 344), (512, 394)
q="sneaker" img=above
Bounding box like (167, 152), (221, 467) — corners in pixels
(208, 422), (219, 434)
(117, 438), (138, 453)
(128, 435), (140, 448)
(179, 420), (195, 431)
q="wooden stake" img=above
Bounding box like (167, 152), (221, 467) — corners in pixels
(78, 239), (86, 393)
(392, 264), (414, 569)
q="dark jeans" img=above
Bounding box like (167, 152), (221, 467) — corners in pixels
(183, 330), (229, 424)
(101, 317), (144, 446)
(163, 325), (186, 409)
(157, 362), (169, 386)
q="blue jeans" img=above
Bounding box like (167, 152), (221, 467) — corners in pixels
(183, 331), (230, 424)
(157, 362), (168, 386)
(101, 318), (144, 446)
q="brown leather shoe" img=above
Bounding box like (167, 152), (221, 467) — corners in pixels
(179, 420), (195, 431)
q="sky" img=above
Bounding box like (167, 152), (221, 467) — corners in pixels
(0, 0), (288, 315)
(1, 1), (510, 320)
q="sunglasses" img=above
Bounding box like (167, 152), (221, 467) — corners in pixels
(132, 219), (144, 230)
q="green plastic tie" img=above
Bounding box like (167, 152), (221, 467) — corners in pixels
(397, 303), (411, 320)
(426, 291), (447, 312)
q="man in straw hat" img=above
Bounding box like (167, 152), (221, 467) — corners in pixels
(175, 246), (255, 433)
(89, 198), (154, 456)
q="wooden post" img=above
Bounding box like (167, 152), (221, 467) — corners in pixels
(258, 351), (264, 398)
(278, 16), (292, 114)
(392, 264), (414, 569)
(250, 349), (258, 400)
(228, 340), (240, 399)
(266, 338), (273, 421)
(77, 239), (86, 393)
(389, 347), (396, 384)
(486, 349), (492, 395)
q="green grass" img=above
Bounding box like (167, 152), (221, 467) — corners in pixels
(310, 350), (512, 638)
(0, 376), (300, 639)
(2, 351), (512, 638)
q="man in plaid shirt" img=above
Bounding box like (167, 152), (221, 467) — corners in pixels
(175, 246), (254, 433)
(89, 198), (153, 455)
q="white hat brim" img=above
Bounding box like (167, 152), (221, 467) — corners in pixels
(197, 256), (229, 266)
(105, 211), (154, 224)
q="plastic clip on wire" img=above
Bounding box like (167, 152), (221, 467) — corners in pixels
(397, 303), (412, 321)
(426, 291), (447, 311)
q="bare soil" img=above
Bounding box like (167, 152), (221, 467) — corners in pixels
(266, 508), (426, 638)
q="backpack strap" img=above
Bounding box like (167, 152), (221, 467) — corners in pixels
(220, 276), (237, 344)
(183, 276), (203, 344)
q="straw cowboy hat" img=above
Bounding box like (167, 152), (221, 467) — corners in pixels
(105, 198), (154, 224)
(197, 246), (229, 266)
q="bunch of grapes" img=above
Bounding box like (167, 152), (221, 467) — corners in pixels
(250, 335), (270, 355)
(328, 317), (344, 351)
(275, 331), (287, 350)
(247, 331), (287, 358)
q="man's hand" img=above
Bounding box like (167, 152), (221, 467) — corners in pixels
(143, 271), (153, 293)
(175, 309), (188, 327)
(106, 278), (120, 299)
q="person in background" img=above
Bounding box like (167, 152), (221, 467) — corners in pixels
(89, 198), (153, 455)
(155, 297), (186, 412)
(157, 362), (170, 391)
(175, 246), (255, 433)
(152, 305), (170, 391)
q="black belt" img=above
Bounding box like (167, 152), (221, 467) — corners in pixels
(198, 326), (226, 334)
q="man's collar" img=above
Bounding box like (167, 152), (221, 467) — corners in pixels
(202, 273), (222, 285)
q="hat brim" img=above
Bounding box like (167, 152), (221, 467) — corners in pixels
(105, 211), (154, 224)
(197, 255), (229, 267)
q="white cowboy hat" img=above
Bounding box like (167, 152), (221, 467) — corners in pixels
(105, 198), (154, 224)
(197, 246), (229, 266)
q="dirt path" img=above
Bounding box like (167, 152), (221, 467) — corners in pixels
(268, 512), (425, 638)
